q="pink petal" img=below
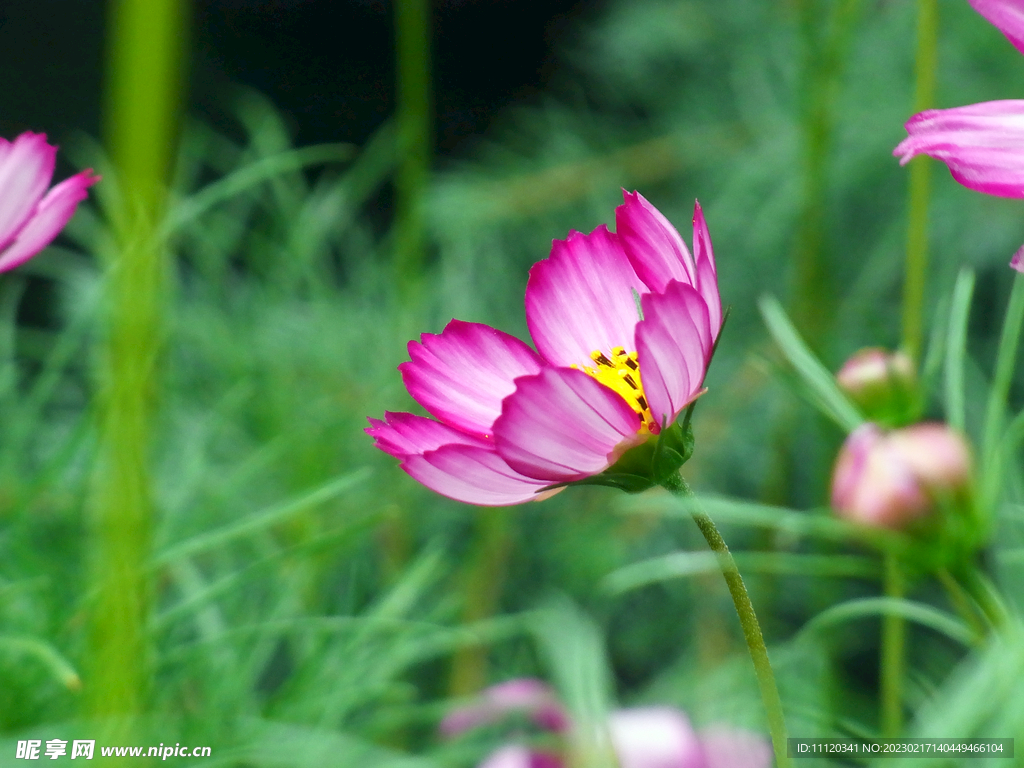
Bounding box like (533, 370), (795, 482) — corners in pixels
(1011, 244), (1024, 272)
(402, 443), (556, 506)
(698, 726), (773, 768)
(0, 132), (58, 252)
(525, 225), (648, 369)
(365, 411), (489, 460)
(608, 707), (703, 768)
(616, 190), (697, 292)
(893, 101), (1024, 198)
(493, 367), (641, 482)
(635, 281), (712, 429)
(969, 0), (1024, 55)
(0, 168), (99, 273)
(692, 200), (722, 339)
(400, 319), (545, 436)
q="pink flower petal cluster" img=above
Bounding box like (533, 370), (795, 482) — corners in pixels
(893, 0), (1024, 272)
(831, 422), (972, 528)
(0, 132), (98, 273)
(367, 192), (721, 506)
(443, 679), (771, 768)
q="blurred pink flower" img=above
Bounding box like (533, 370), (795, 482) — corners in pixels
(893, 0), (1024, 272)
(831, 422), (972, 528)
(478, 746), (562, 768)
(444, 681), (771, 768)
(441, 678), (569, 737)
(367, 192), (720, 505)
(0, 132), (97, 273)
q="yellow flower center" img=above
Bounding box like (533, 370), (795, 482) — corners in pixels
(576, 346), (656, 433)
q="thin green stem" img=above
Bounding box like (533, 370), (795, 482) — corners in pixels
(983, 273), (1024, 483)
(936, 568), (987, 642)
(663, 474), (790, 768)
(901, 0), (938, 363)
(960, 565), (1010, 632)
(393, 0), (432, 300)
(880, 553), (905, 737)
(85, 0), (187, 734)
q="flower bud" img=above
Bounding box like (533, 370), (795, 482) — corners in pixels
(831, 423), (972, 529)
(836, 348), (919, 426)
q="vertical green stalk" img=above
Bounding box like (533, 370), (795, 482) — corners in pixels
(85, 0), (187, 731)
(663, 474), (791, 768)
(880, 553), (905, 737)
(792, 0), (860, 349)
(449, 508), (512, 696)
(901, 0), (938, 363)
(393, 0), (432, 299)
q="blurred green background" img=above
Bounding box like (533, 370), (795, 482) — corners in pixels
(0, 0), (1022, 765)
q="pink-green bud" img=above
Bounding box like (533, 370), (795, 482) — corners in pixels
(836, 348), (918, 426)
(831, 423), (972, 529)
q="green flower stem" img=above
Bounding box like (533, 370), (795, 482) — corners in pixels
(880, 553), (905, 737)
(663, 474), (790, 768)
(901, 0), (938, 363)
(393, 0), (432, 300)
(983, 273), (1024, 483)
(792, 0), (860, 350)
(85, 0), (187, 734)
(449, 507), (512, 696)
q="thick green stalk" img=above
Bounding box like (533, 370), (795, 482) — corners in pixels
(792, 0), (860, 349)
(393, 0), (432, 299)
(880, 553), (905, 737)
(85, 0), (187, 731)
(663, 474), (790, 768)
(901, 0), (938, 362)
(449, 508), (512, 696)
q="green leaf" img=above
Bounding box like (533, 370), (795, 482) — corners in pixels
(801, 597), (977, 646)
(759, 294), (864, 433)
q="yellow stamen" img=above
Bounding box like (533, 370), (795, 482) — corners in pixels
(574, 346), (656, 432)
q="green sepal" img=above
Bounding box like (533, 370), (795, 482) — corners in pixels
(538, 401), (700, 496)
(549, 472), (656, 494)
(651, 403), (696, 484)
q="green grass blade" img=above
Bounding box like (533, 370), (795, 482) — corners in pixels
(603, 551), (879, 594)
(152, 469), (370, 566)
(801, 597), (976, 646)
(944, 268), (975, 433)
(759, 294), (863, 433)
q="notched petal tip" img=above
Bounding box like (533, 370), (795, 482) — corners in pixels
(0, 166), (101, 273)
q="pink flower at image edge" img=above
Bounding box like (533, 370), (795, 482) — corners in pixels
(893, 0), (1024, 273)
(367, 191), (721, 506)
(0, 132), (98, 273)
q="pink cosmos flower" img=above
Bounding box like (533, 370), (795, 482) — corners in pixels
(893, 0), (1024, 272)
(367, 191), (721, 506)
(0, 132), (98, 273)
(831, 422), (972, 529)
(443, 680), (771, 768)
